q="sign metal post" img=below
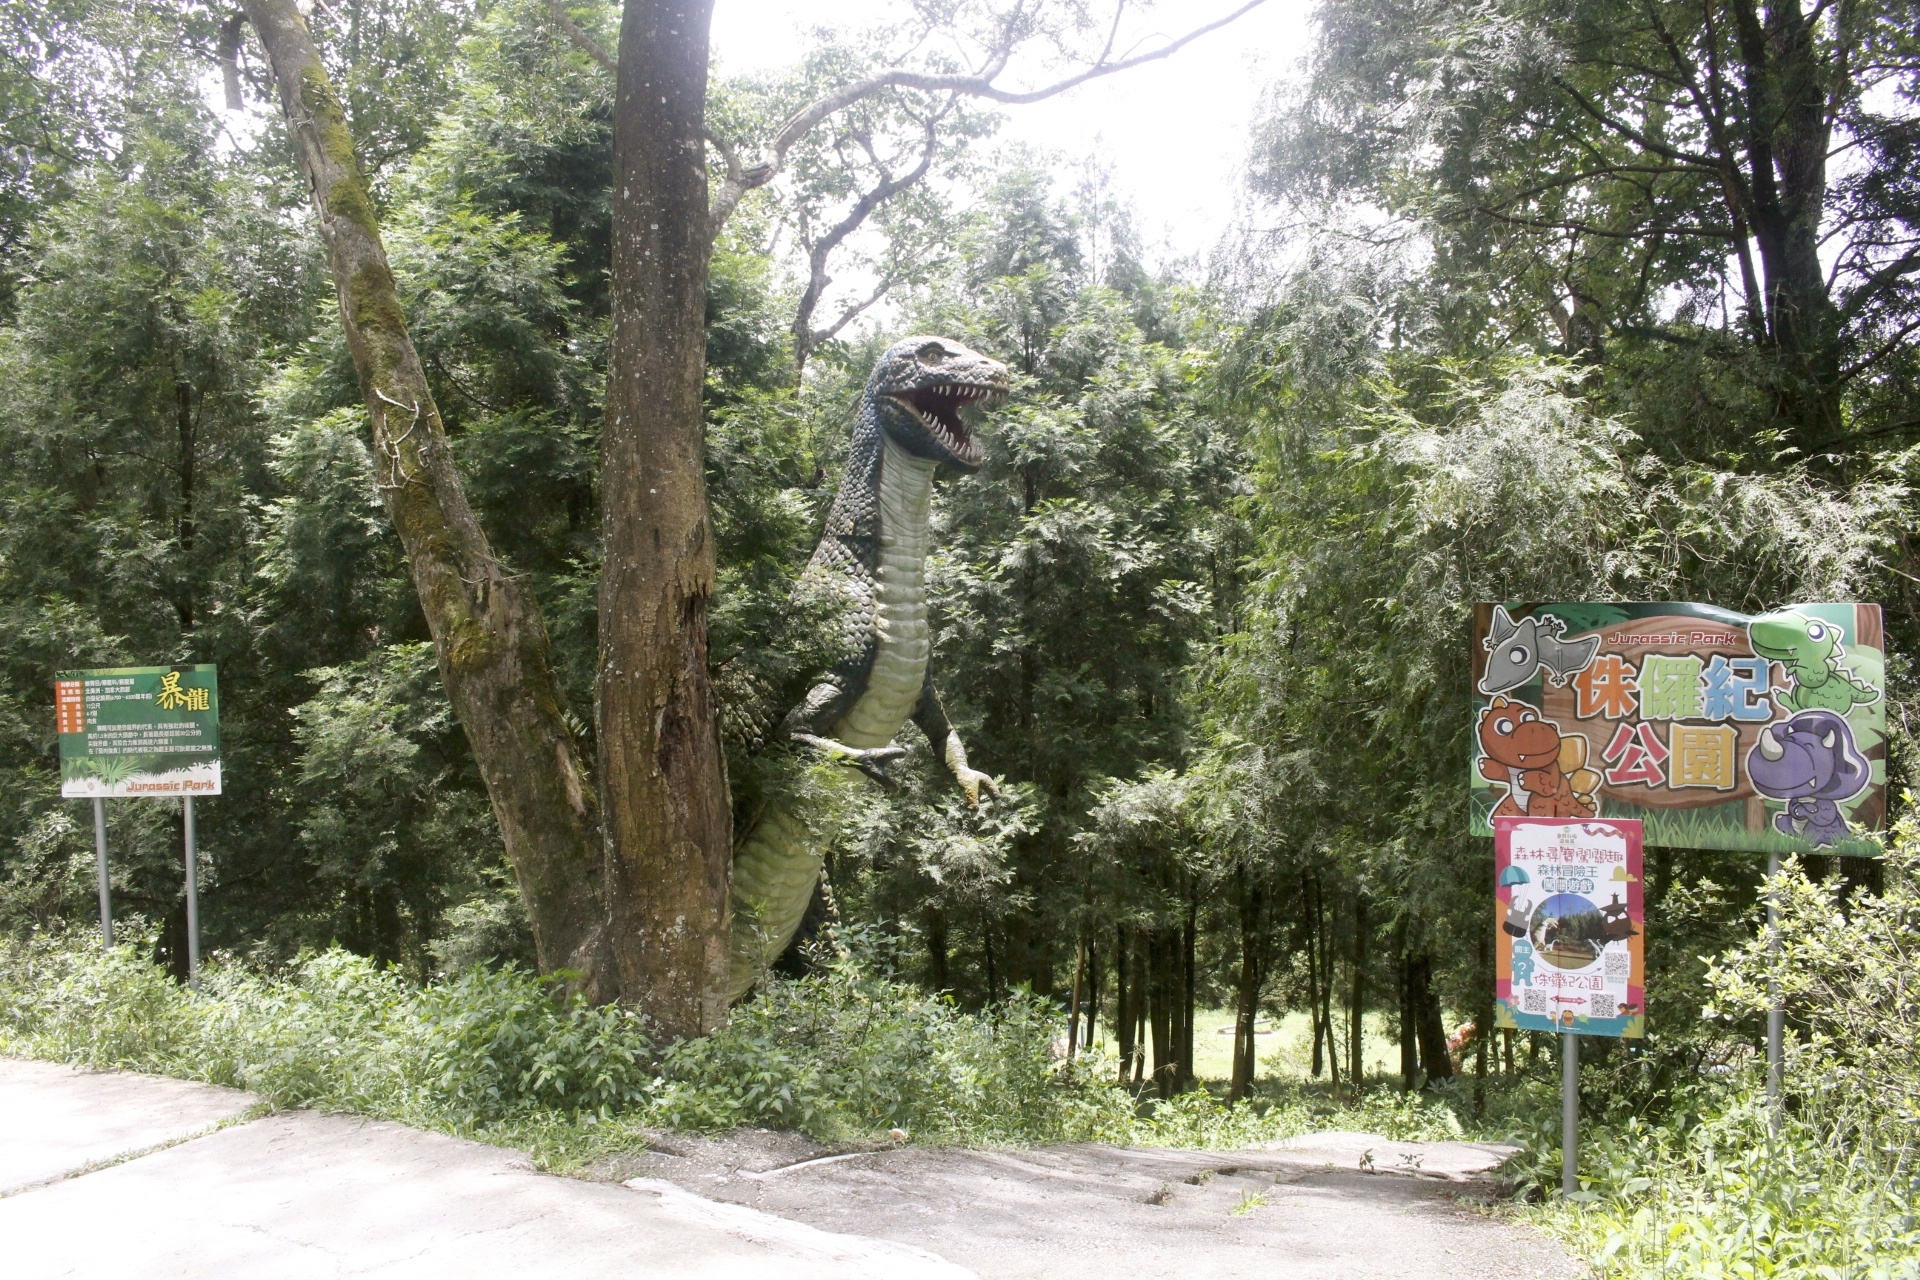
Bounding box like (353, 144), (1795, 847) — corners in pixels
(91, 797), (111, 945)
(56, 665), (220, 971)
(1766, 849), (1783, 1132)
(1562, 1031), (1579, 1197)
(184, 796), (200, 983)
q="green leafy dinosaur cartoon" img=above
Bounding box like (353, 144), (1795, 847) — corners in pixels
(1748, 611), (1878, 714)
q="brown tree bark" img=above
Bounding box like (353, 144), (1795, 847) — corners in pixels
(924, 908), (949, 991)
(1179, 885), (1197, 1091)
(240, 0), (610, 991)
(1398, 939), (1418, 1091)
(1229, 867), (1265, 1102)
(1408, 954), (1454, 1084)
(1149, 926), (1176, 1097)
(1066, 933), (1086, 1059)
(1131, 937), (1148, 1086)
(1348, 893), (1367, 1095)
(1727, 0), (1843, 444)
(1088, 937), (1101, 1047)
(1114, 925), (1136, 1086)
(597, 0), (732, 1041)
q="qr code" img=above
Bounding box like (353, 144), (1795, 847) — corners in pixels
(1590, 994), (1617, 1020)
(1605, 952), (1631, 980)
(1523, 989), (1548, 1015)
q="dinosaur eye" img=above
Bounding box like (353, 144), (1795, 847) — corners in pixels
(1507, 645), (1530, 665)
(1806, 623), (1826, 641)
(1519, 711), (1536, 723)
(1494, 717), (1513, 735)
(916, 342), (948, 364)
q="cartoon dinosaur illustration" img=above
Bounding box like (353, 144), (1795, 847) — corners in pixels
(1477, 696), (1600, 818)
(1747, 611), (1878, 714)
(1478, 605), (1603, 696)
(1747, 709), (1872, 847)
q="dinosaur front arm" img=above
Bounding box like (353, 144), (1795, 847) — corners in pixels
(913, 681), (999, 807)
(780, 678), (905, 789)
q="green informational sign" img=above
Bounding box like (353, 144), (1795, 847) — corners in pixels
(1472, 603), (1884, 857)
(56, 666), (221, 798)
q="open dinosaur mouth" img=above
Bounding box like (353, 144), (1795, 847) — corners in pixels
(895, 383), (1000, 464)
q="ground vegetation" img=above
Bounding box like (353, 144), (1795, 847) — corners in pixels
(0, 0), (1917, 1273)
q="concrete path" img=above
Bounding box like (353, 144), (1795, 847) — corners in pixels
(0, 1057), (1575, 1279)
(606, 1127), (1578, 1280)
(0, 1059), (969, 1279)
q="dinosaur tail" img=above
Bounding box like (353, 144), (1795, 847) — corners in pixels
(727, 766), (868, 1002)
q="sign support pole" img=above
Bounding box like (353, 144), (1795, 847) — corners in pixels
(1766, 850), (1783, 1133)
(91, 798), (111, 945)
(183, 796), (200, 985)
(1562, 1031), (1579, 1197)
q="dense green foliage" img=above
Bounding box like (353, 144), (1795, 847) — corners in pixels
(0, 928), (1468, 1155)
(1, 0), (1917, 1273)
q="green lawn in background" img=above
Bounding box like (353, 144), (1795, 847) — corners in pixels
(1086, 1009), (1415, 1085)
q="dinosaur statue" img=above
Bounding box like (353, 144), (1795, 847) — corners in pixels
(727, 336), (1006, 1001)
(1747, 611), (1878, 714)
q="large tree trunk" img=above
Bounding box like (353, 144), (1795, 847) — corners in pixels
(242, 0), (609, 990)
(1729, 0), (1843, 446)
(598, 0), (732, 1041)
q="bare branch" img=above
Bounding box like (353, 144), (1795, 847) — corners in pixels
(703, 0), (1268, 238)
(813, 276), (898, 347)
(1838, 314), (1920, 380)
(774, 0), (1265, 150)
(544, 0), (616, 76)
(792, 111), (946, 374)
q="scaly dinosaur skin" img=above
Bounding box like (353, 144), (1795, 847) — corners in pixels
(1748, 611), (1878, 714)
(728, 336), (1007, 1001)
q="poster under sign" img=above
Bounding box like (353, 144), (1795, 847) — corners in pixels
(57, 665), (221, 798)
(1495, 816), (1644, 1038)
(1471, 602), (1884, 856)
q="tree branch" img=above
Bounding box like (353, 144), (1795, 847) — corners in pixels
(792, 111), (945, 374)
(710, 0), (1268, 238)
(1838, 313), (1920, 380)
(812, 275), (898, 348)
(544, 0), (616, 75)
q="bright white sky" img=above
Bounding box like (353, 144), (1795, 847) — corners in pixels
(710, 0), (1318, 263)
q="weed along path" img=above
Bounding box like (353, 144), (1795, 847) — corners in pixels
(1, 1058), (1573, 1279)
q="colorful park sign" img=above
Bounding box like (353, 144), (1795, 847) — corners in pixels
(1495, 816), (1644, 1039)
(1471, 603), (1884, 856)
(56, 665), (222, 798)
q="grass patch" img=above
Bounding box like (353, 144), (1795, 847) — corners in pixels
(0, 926), (1482, 1172)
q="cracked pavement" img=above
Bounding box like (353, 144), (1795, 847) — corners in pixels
(1, 1057), (1574, 1279)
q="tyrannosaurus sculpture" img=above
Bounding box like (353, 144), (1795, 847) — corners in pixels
(727, 336), (1007, 1001)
